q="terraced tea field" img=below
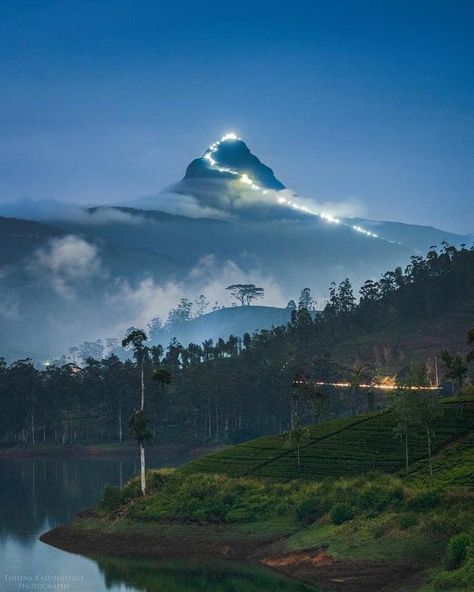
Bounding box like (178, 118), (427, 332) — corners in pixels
(181, 398), (474, 481)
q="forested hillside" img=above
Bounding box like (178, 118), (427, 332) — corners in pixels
(1, 244), (473, 448)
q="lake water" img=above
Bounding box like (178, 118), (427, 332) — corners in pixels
(0, 452), (314, 592)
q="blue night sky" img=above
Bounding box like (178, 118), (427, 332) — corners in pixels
(0, 1), (473, 233)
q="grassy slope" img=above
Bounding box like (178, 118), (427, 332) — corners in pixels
(282, 426), (474, 590)
(182, 398), (474, 481)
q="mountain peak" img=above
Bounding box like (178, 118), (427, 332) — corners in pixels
(184, 134), (285, 190)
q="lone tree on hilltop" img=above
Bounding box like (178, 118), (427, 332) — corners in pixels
(226, 284), (264, 306)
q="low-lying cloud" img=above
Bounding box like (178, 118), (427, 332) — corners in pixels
(29, 235), (103, 299)
(108, 254), (287, 337)
(0, 197), (147, 225)
(137, 177), (366, 222)
(0, 232), (287, 359)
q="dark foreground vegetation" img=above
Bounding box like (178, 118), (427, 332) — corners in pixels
(1, 244), (474, 449)
(42, 395), (474, 592)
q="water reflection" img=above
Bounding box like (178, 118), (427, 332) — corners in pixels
(0, 454), (317, 592)
(0, 456), (140, 543)
(97, 557), (315, 592)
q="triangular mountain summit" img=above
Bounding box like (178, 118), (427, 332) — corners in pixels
(183, 134), (285, 190)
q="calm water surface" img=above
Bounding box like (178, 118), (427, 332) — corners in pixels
(0, 452), (314, 592)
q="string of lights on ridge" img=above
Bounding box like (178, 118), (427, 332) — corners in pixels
(204, 134), (390, 241)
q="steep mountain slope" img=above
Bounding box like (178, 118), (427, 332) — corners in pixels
(183, 134), (285, 190)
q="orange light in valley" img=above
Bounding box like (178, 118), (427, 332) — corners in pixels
(379, 375), (397, 387)
(312, 381), (440, 391)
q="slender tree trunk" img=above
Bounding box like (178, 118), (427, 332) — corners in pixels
(140, 362), (145, 411)
(405, 432), (409, 475)
(140, 358), (146, 495)
(118, 398), (122, 443)
(208, 394), (212, 439)
(140, 443), (146, 495)
(31, 387), (35, 445)
(32, 460), (37, 520)
(426, 427), (433, 477)
(31, 410), (35, 445)
(297, 441), (301, 470)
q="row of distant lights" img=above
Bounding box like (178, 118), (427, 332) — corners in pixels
(204, 134), (381, 240)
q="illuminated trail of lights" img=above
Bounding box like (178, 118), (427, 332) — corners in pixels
(293, 380), (440, 391)
(203, 134), (391, 241)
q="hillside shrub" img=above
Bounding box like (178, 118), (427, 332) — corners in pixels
(407, 490), (441, 512)
(315, 478), (357, 512)
(399, 513), (418, 530)
(434, 537), (474, 591)
(372, 517), (391, 539)
(120, 479), (141, 502)
(356, 483), (405, 515)
(445, 533), (473, 570)
(459, 385), (474, 398)
(126, 472), (308, 524)
(99, 484), (123, 514)
(434, 561), (474, 590)
(426, 514), (450, 536)
(146, 468), (176, 493)
(330, 503), (353, 525)
(296, 498), (320, 525)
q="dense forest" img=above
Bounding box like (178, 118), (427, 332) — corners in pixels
(1, 243), (473, 448)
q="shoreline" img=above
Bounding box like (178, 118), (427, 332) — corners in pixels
(40, 514), (425, 592)
(0, 443), (223, 459)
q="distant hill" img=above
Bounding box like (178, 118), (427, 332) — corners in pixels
(153, 306), (293, 346)
(0, 216), (64, 266)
